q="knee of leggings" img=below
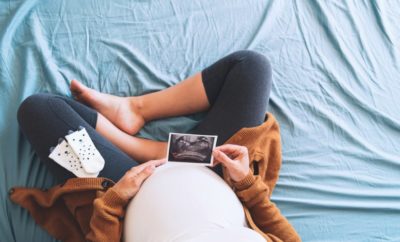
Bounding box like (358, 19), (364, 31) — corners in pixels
(231, 50), (272, 87)
(17, 93), (55, 127)
(234, 50), (271, 71)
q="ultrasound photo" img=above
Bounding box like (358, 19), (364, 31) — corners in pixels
(167, 133), (218, 165)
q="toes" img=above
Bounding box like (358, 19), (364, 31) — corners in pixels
(70, 79), (77, 89)
(70, 90), (82, 100)
(70, 80), (85, 93)
(70, 80), (87, 100)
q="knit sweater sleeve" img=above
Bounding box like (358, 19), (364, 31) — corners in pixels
(86, 187), (129, 242)
(233, 172), (301, 242)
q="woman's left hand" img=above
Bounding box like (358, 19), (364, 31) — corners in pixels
(113, 158), (166, 201)
(212, 144), (250, 182)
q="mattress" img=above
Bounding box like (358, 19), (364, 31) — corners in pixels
(1, 0), (399, 241)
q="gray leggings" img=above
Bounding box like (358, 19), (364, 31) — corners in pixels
(17, 50), (272, 183)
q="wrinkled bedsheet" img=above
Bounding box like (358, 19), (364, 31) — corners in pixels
(1, 1), (399, 241)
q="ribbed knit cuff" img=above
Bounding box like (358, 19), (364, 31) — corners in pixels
(101, 188), (130, 208)
(232, 170), (256, 191)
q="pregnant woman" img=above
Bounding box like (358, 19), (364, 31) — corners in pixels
(17, 50), (300, 241)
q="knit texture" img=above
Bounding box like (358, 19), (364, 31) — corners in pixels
(10, 112), (301, 242)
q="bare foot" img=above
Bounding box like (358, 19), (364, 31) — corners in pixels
(70, 80), (145, 135)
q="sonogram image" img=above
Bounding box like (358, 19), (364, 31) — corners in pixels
(167, 133), (217, 164)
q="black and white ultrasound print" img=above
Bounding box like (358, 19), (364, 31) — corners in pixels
(167, 133), (217, 165)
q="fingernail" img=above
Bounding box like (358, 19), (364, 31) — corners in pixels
(213, 150), (218, 155)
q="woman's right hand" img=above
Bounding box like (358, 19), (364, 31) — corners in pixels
(212, 144), (251, 182)
(113, 158), (166, 201)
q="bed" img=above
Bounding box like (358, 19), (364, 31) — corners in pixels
(1, 0), (399, 241)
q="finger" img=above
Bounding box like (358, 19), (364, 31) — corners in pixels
(214, 148), (239, 160)
(148, 158), (167, 167)
(215, 144), (243, 156)
(213, 149), (235, 167)
(129, 158), (166, 175)
(215, 144), (242, 151)
(135, 158), (165, 169)
(130, 162), (154, 174)
(212, 158), (220, 167)
(134, 165), (155, 185)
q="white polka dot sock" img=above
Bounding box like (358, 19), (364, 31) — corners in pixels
(48, 127), (105, 178)
(64, 127), (105, 174)
(48, 139), (99, 177)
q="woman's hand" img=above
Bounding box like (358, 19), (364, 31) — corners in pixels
(212, 144), (250, 182)
(113, 158), (166, 201)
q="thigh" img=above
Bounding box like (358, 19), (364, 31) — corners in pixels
(188, 50), (272, 145)
(17, 93), (138, 183)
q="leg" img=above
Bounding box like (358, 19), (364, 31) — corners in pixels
(134, 50), (271, 131)
(95, 113), (167, 162)
(135, 72), (210, 121)
(68, 50), (270, 162)
(189, 50), (272, 143)
(17, 93), (142, 182)
(127, 50), (271, 158)
(188, 50), (272, 174)
(70, 72), (209, 135)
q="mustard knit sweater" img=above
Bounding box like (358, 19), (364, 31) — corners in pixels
(9, 113), (301, 242)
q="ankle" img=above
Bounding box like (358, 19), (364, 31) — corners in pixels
(128, 96), (147, 122)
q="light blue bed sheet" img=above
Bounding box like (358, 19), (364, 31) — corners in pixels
(1, 1), (399, 241)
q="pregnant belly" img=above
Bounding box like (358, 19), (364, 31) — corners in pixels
(123, 163), (248, 242)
